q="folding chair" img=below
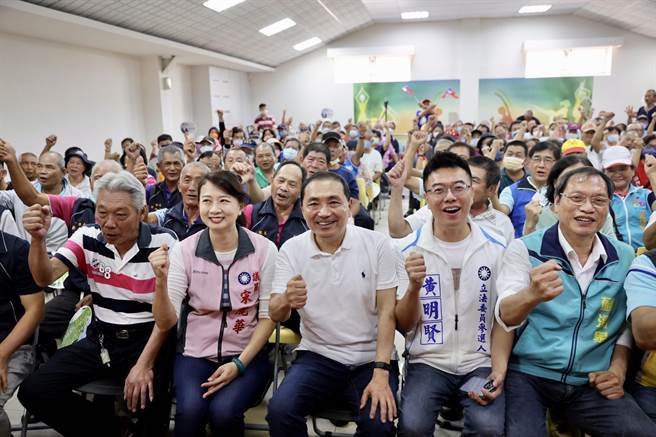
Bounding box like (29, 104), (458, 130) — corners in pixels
(271, 322), (357, 437)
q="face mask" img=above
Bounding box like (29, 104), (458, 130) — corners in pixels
(372, 137), (381, 145)
(321, 127), (330, 134)
(232, 139), (243, 147)
(364, 140), (372, 150)
(200, 145), (213, 154)
(282, 147), (298, 160)
(565, 132), (579, 140)
(539, 136), (549, 142)
(607, 134), (620, 143)
(456, 127), (463, 134)
(503, 156), (525, 171)
(349, 130), (358, 138)
(641, 122), (648, 130)
(389, 128), (394, 134)
(279, 130), (288, 138)
(471, 137), (480, 147)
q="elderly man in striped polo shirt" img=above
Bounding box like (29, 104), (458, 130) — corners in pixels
(18, 171), (177, 437)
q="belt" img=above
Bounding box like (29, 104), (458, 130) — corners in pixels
(93, 319), (154, 341)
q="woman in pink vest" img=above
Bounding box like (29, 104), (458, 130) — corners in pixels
(149, 171), (278, 436)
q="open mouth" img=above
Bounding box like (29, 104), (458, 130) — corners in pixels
(574, 216), (595, 224)
(442, 206), (461, 215)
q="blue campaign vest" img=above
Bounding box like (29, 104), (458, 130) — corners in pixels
(250, 197), (308, 249)
(610, 185), (653, 250)
(161, 202), (206, 241)
(509, 177), (538, 238)
(147, 181), (182, 212)
(511, 225), (634, 385)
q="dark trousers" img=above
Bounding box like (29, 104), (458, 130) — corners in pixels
(354, 205), (374, 230)
(267, 351), (399, 437)
(173, 351), (271, 437)
(39, 289), (80, 356)
(505, 369), (656, 436)
(18, 322), (175, 437)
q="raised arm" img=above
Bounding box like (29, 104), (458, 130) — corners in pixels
(0, 139), (48, 206)
(387, 161), (413, 238)
(40, 134), (57, 156)
(23, 204), (69, 287)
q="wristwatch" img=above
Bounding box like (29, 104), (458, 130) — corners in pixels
(373, 361), (391, 371)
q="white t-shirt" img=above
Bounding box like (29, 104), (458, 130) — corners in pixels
(361, 149), (384, 175)
(272, 225), (399, 365)
(434, 233), (471, 291)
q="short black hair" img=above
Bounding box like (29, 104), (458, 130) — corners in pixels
(468, 156), (500, 188)
(545, 155), (593, 203)
(301, 171), (350, 203)
(259, 103), (267, 109)
(505, 140), (528, 156)
(274, 160), (307, 183)
(422, 152), (472, 188)
(198, 151), (215, 161)
(529, 141), (561, 160)
(555, 166), (613, 201)
(157, 134), (173, 144)
(447, 142), (476, 158)
(121, 137), (134, 147)
(303, 142), (331, 164)
(199, 171), (247, 205)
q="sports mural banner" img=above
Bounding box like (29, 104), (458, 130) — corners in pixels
(353, 80), (460, 133)
(478, 76), (594, 125)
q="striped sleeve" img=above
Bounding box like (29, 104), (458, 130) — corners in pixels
(54, 227), (89, 274)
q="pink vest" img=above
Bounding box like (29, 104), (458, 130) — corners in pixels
(178, 227), (270, 361)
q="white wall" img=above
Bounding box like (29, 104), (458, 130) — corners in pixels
(249, 15), (656, 124)
(0, 31), (146, 160)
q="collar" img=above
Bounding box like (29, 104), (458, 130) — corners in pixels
(260, 197), (304, 220)
(614, 184), (639, 198)
(0, 231), (9, 254)
(308, 224), (353, 257)
(557, 225), (607, 268)
(168, 202), (202, 224)
(473, 202), (495, 220)
(417, 217), (489, 259)
(156, 181), (177, 194)
(96, 222), (152, 247)
(194, 226), (255, 265)
(538, 224), (618, 270)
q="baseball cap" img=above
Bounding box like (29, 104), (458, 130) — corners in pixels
(581, 123), (596, 133)
(321, 131), (342, 143)
(561, 139), (586, 156)
(602, 146), (632, 169)
(567, 122), (580, 132)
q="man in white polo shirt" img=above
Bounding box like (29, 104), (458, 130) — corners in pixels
(266, 171), (399, 437)
(18, 171), (177, 437)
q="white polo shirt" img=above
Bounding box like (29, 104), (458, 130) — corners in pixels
(272, 224), (398, 366)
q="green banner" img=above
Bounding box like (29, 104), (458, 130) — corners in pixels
(353, 80), (460, 134)
(478, 77), (593, 125)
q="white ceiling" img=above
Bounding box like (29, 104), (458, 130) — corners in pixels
(16, 0), (656, 68)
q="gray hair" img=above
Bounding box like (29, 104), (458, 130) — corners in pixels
(42, 151), (65, 171)
(90, 160), (121, 178)
(181, 161), (210, 177)
(157, 145), (185, 164)
(93, 170), (146, 212)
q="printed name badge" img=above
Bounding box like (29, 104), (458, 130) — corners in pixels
(420, 274), (443, 345)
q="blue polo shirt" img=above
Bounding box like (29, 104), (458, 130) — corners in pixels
(0, 231), (41, 343)
(330, 165), (360, 200)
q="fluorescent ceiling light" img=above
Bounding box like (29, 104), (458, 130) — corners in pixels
(293, 37), (322, 51)
(401, 11), (429, 20)
(259, 18), (296, 36)
(203, 0), (246, 14)
(518, 4), (552, 14)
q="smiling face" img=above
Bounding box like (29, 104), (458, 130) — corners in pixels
(425, 166), (473, 230)
(224, 149), (247, 172)
(302, 179), (350, 241)
(255, 144), (275, 171)
(199, 181), (242, 233)
(272, 164), (302, 210)
(555, 174), (610, 239)
(302, 151), (329, 176)
(157, 152), (183, 184)
(95, 190), (142, 249)
(604, 164), (634, 193)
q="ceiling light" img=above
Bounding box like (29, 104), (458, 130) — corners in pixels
(401, 11), (429, 20)
(202, 0), (246, 14)
(293, 37), (322, 51)
(259, 18), (296, 36)
(518, 4), (552, 14)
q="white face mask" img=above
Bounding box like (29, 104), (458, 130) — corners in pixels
(565, 132), (579, 140)
(282, 147), (298, 160)
(502, 156), (525, 171)
(232, 139), (243, 147)
(607, 134), (620, 143)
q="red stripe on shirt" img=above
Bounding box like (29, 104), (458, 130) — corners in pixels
(87, 267), (156, 294)
(64, 240), (87, 274)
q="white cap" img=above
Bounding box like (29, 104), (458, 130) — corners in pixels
(602, 146), (632, 169)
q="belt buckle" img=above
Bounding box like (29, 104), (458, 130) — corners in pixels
(116, 329), (129, 340)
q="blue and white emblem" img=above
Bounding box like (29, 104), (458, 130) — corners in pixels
(238, 272), (252, 285)
(478, 266), (491, 281)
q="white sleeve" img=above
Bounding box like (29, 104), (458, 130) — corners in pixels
(498, 186), (515, 210)
(166, 242), (189, 319)
(0, 209), (20, 238)
(395, 248), (410, 300)
(374, 151), (384, 173)
(0, 191), (14, 209)
(153, 208), (168, 226)
(615, 326), (633, 348)
(648, 210), (656, 228)
(376, 236), (399, 290)
(405, 205), (431, 231)
(271, 241), (295, 295)
(494, 239), (531, 331)
(257, 240), (278, 319)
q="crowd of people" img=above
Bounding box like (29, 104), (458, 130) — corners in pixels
(1, 91), (656, 437)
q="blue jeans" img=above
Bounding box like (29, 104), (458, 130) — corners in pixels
(398, 363), (504, 437)
(628, 381), (656, 424)
(505, 369), (656, 436)
(173, 351), (271, 437)
(267, 351), (400, 437)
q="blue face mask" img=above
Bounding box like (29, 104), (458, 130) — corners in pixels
(364, 140), (372, 149)
(279, 130), (288, 138)
(471, 137), (480, 147)
(282, 147), (298, 160)
(607, 134), (620, 143)
(349, 130), (358, 138)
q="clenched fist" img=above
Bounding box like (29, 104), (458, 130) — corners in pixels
(405, 251), (426, 287)
(149, 244), (169, 279)
(528, 260), (563, 302)
(23, 204), (52, 240)
(286, 274), (307, 309)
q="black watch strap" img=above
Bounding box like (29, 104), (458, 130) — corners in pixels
(373, 361), (391, 371)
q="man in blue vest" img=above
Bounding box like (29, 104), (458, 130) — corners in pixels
(495, 166), (655, 436)
(495, 141), (560, 237)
